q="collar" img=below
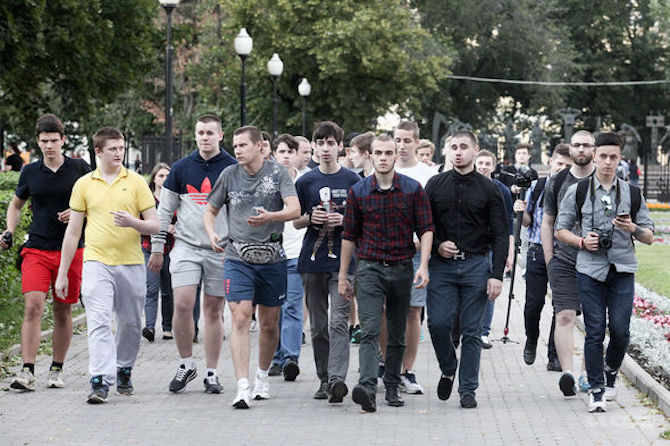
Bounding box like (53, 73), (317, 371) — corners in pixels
(91, 165), (128, 181)
(37, 155), (68, 173)
(370, 172), (401, 192)
(593, 174), (618, 192)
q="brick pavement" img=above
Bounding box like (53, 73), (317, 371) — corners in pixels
(0, 273), (668, 445)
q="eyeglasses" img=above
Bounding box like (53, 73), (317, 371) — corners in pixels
(571, 142), (594, 149)
(601, 195), (613, 216)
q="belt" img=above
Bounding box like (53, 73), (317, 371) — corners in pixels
(450, 252), (486, 261)
(362, 258), (411, 267)
(529, 243), (543, 250)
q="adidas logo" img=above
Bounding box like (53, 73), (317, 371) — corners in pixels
(186, 178), (212, 206)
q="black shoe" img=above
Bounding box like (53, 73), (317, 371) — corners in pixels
(559, 372), (577, 397)
(313, 381), (329, 400)
(283, 360), (300, 382)
(523, 340), (537, 365)
(546, 357), (562, 372)
(437, 375), (454, 401)
(169, 364), (197, 393)
(385, 386), (404, 407)
(268, 362), (283, 377)
(142, 327), (155, 342)
(352, 385), (376, 412)
(87, 375), (109, 404)
(116, 367), (133, 396)
(460, 393), (477, 408)
(328, 380), (348, 403)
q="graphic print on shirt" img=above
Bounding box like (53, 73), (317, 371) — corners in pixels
(185, 177), (212, 206)
(227, 166), (280, 210)
(310, 186), (348, 261)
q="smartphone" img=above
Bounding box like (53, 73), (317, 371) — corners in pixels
(617, 212), (630, 219)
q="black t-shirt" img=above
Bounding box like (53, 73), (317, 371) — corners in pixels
(15, 156), (91, 250)
(6, 154), (23, 171)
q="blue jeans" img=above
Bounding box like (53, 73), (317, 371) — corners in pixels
(577, 267), (634, 390)
(143, 249), (173, 332)
(480, 251), (495, 337)
(272, 259), (304, 366)
(427, 255), (489, 396)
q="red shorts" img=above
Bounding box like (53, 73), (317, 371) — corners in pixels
(21, 247), (84, 304)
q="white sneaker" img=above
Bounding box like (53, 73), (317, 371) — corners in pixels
(481, 335), (493, 349)
(252, 373), (270, 400)
(232, 384), (252, 409)
(10, 368), (36, 391)
(588, 388), (607, 413)
(400, 371), (424, 394)
(47, 369), (65, 388)
(604, 385), (617, 401)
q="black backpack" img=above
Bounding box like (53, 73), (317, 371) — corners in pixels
(574, 176), (641, 224)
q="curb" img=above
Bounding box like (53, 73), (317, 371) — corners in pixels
(0, 312), (87, 363)
(576, 318), (670, 417)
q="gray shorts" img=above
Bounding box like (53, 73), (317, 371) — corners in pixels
(547, 256), (581, 315)
(169, 241), (225, 297)
(410, 252), (426, 307)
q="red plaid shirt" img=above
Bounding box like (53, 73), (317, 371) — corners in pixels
(342, 172), (433, 262)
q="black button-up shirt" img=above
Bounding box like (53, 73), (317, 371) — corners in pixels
(425, 169), (509, 279)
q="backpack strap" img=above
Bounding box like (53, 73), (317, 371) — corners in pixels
(550, 167), (571, 212)
(575, 177), (591, 225)
(629, 184), (641, 222)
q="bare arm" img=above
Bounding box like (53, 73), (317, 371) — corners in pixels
(414, 230), (433, 289)
(541, 214), (555, 265)
(110, 207), (159, 235)
(54, 211), (85, 298)
(248, 196), (301, 227)
(1, 196), (26, 249)
(203, 203), (224, 253)
(337, 239), (356, 301)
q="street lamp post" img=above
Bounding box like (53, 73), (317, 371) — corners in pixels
(298, 78), (311, 137)
(159, 0), (180, 163)
(267, 53), (284, 140)
(234, 28), (253, 127)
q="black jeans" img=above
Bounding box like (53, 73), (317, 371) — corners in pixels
(355, 259), (412, 390)
(523, 245), (557, 361)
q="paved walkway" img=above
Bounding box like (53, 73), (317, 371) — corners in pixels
(0, 272), (668, 445)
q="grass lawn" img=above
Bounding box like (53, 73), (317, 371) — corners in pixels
(636, 211), (670, 297)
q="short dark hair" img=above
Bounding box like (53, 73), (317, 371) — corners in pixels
(371, 134), (396, 151)
(234, 126), (262, 144)
(514, 143), (531, 153)
(451, 130), (478, 146)
(93, 127), (124, 151)
(552, 143), (571, 158)
(196, 114), (221, 129)
(36, 113), (65, 137)
(273, 133), (298, 152)
(394, 121), (419, 140)
(595, 132), (623, 149)
(351, 132), (375, 154)
(261, 131), (271, 143)
(312, 121), (344, 143)
(344, 132), (361, 148)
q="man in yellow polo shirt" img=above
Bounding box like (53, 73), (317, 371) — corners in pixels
(55, 127), (159, 404)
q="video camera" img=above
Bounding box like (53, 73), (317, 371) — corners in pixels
(494, 165), (538, 189)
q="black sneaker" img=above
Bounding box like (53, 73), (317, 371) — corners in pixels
(605, 368), (618, 388)
(203, 373), (223, 394)
(169, 364), (197, 393)
(352, 384), (376, 412)
(268, 362), (283, 377)
(87, 375), (109, 404)
(313, 381), (329, 400)
(385, 386), (404, 407)
(142, 327), (155, 342)
(559, 372), (577, 397)
(437, 374), (454, 401)
(460, 393), (477, 409)
(328, 380), (348, 403)
(116, 367), (133, 395)
(283, 360), (300, 382)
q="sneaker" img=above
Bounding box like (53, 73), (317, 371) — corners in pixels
(605, 368), (618, 400)
(47, 368), (65, 389)
(282, 359), (300, 382)
(350, 325), (362, 344)
(314, 381), (329, 400)
(250, 314), (258, 331)
(604, 385), (617, 401)
(578, 373), (590, 393)
(328, 380), (348, 403)
(232, 383), (252, 409)
(169, 364), (197, 393)
(437, 374), (454, 401)
(10, 368), (36, 391)
(588, 388), (607, 413)
(377, 361), (386, 389)
(142, 327), (155, 342)
(420, 327), (426, 343)
(460, 393), (478, 409)
(400, 371), (424, 394)
(268, 362), (283, 377)
(481, 335), (493, 350)
(116, 367), (133, 395)
(162, 331), (174, 340)
(204, 373), (223, 394)
(352, 384), (376, 412)
(559, 372), (577, 397)
(252, 372), (270, 400)
(87, 376), (109, 404)
(302, 332), (306, 345)
(546, 357), (562, 372)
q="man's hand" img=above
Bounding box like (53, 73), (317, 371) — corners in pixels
(584, 231), (600, 251)
(510, 184), (520, 195)
(326, 212), (343, 229)
(167, 224), (176, 235)
(513, 200), (526, 213)
(504, 255), (513, 273)
(0, 230), (12, 250)
(487, 278), (503, 300)
(338, 275), (354, 302)
(54, 274), (69, 300)
(208, 232), (226, 253)
(148, 252), (164, 274)
(413, 266), (429, 289)
(247, 208), (273, 227)
(437, 240), (459, 259)
(612, 215), (635, 233)
(111, 210), (136, 228)
(310, 207), (328, 225)
(57, 209), (71, 224)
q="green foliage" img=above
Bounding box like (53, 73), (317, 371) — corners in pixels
(636, 243), (670, 298)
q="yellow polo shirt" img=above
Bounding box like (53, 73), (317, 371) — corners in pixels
(70, 167), (155, 265)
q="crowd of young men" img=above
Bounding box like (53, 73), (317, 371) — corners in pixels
(2, 114), (655, 414)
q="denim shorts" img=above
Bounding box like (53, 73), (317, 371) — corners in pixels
(223, 259), (287, 307)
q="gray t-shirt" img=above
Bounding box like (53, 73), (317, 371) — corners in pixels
(543, 170), (588, 266)
(208, 160), (297, 263)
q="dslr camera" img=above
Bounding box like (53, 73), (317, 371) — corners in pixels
(494, 165), (538, 189)
(592, 228), (613, 250)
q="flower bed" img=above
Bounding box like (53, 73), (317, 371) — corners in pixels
(648, 202), (670, 211)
